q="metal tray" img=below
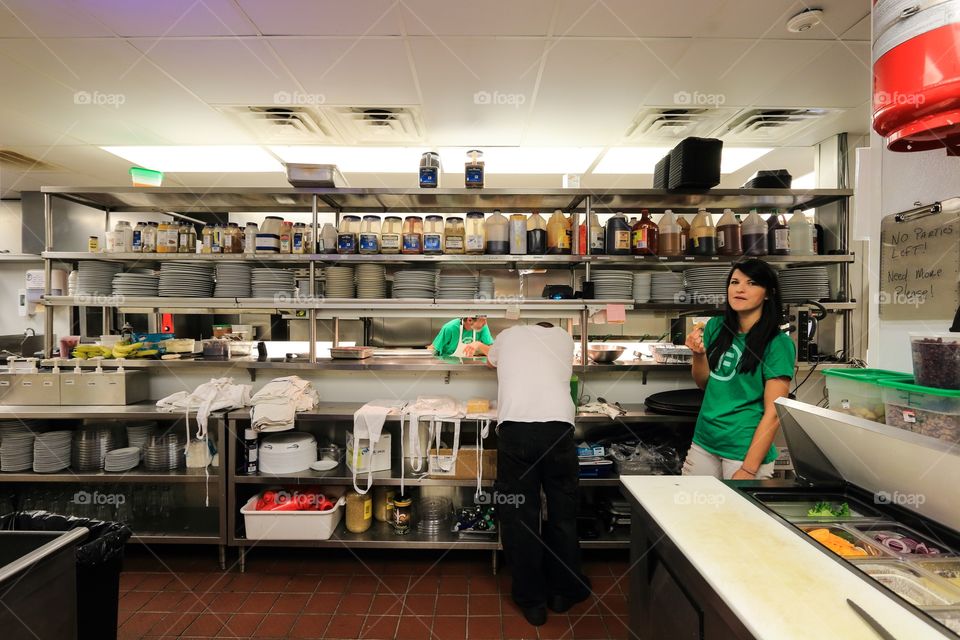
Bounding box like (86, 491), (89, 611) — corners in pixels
(851, 560), (960, 607)
(848, 522), (957, 558)
(798, 524), (894, 559)
(285, 163), (345, 188)
(750, 492), (884, 522)
(911, 559), (960, 590)
(329, 346), (374, 360)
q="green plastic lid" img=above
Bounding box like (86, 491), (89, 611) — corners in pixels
(875, 376), (960, 398)
(822, 368), (911, 382)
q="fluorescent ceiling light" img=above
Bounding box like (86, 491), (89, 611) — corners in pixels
(593, 148), (670, 174)
(437, 147), (602, 174)
(101, 146), (283, 172)
(792, 171), (816, 189)
(270, 146), (429, 173)
(721, 147), (773, 173)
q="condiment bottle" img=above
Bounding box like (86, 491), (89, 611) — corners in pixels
(589, 213), (604, 254)
(114, 221), (133, 252)
(380, 217), (401, 254)
(742, 210), (768, 256)
(338, 215), (360, 254)
(359, 215), (381, 254)
(677, 215), (691, 255)
(658, 209), (682, 257)
(716, 209), (743, 256)
(465, 212), (485, 254)
(604, 212), (631, 255)
(509, 214), (527, 255)
(319, 222), (338, 254)
(142, 222), (158, 253)
(237, 428), (258, 475)
(689, 209), (717, 256)
(484, 210), (509, 254)
(132, 222), (145, 252)
(344, 489), (373, 534)
(812, 219), (825, 255)
(178, 224), (195, 254)
(465, 149), (484, 188)
(210, 223), (223, 254)
(402, 216), (424, 254)
(244, 222), (258, 255)
(292, 222), (307, 254)
(201, 224), (213, 254)
(423, 215), (444, 254)
(279, 221), (293, 254)
(444, 217), (465, 254)
(373, 486), (396, 522)
(158, 222), (179, 254)
(527, 211), (547, 254)
(631, 209), (659, 256)
(767, 211), (790, 256)
(788, 209), (814, 255)
(546, 210), (571, 255)
(222, 223), (237, 253)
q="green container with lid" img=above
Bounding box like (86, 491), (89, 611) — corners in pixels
(876, 377), (960, 443)
(822, 368), (911, 423)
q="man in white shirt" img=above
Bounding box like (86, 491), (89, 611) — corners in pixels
(486, 322), (591, 626)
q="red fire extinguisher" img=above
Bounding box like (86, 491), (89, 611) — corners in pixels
(872, 0), (960, 152)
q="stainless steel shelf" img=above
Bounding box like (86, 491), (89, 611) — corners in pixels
(234, 466), (495, 487)
(234, 521), (500, 550)
(130, 533), (223, 545)
(0, 402), (190, 420)
(0, 254), (45, 263)
(0, 469), (221, 484)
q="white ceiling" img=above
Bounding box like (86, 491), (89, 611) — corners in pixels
(0, 0), (871, 197)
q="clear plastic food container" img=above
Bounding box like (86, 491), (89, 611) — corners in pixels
(910, 333), (960, 390)
(913, 559), (960, 589)
(848, 523), (956, 557)
(927, 607), (960, 634)
(822, 368), (911, 423)
(798, 525), (894, 558)
(878, 377), (960, 444)
(851, 560), (960, 607)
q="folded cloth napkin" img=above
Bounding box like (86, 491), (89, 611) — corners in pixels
(352, 399), (407, 493)
(156, 377), (252, 438)
(578, 401), (623, 420)
(251, 376), (319, 432)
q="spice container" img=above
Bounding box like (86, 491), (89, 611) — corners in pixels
(546, 210), (571, 255)
(402, 216), (424, 254)
(291, 223), (306, 254)
(88, 236), (99, 253)
(115, 221), (133, 252)
(423, 215), (444, 254)
(465, 212), (486, 254)
(689, 209), (717, 256)
(910, 333), (960, 389)
(345, 489), (373, 533)
(527, 211), (547, 254)
(658, 210), (682, 257)
(391, 494), (413, 535)
(157, 222), (179, 253)
(373, 486), (396, 522)
(768, 211), (790, 255)
(444, 217), (465, 254)
(359, 215), (381, 254)
(419, 151), (441, 188)
(380, 217), (401, 254)
(605, 212), (632, 255)
(338, 215), (360, 254)
(509, 214), (527, 255)
(279, 221), (293, 253)
(742, 210), (768, 256)
(464, 149), (484, 188)
(244, 222), (258, 254)
(132, 222), (145, 252)
(631, 209), (658, 256)
(484, 210), (509, 254)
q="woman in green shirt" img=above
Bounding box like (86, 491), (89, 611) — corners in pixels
(430, 316), (494, 358)
(683, 259), (796, 480)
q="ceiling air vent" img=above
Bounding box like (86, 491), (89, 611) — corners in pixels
(0, 150), (58, 171)
(720, 108), (839, 144)
(626, 108), (737, 142)
(216, 106), (339, 143)
(324, 106), (425, 144)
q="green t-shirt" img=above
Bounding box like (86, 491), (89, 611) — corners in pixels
(431, 318), (494, 357)
(693, 316), (796, 464)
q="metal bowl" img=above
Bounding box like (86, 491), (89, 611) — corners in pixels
(587, 344), (626, 363)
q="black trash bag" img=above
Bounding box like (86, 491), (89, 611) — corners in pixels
(0, 510), (131, 566)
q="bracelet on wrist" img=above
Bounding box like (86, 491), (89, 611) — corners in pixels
(739, 466), (758, 476)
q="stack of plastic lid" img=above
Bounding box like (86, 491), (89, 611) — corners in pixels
(356, 264), (387, 299)
(32, 431), (72, 473)
(324, 266), (356, 298)
(112, 270), (159, 297)
(632, 273), (652, 303)
(392, 270), (438, 299)
(683, 267), (729, 304)
(77, 261), (122, 296)
(437, 273), (478, 300)
(251, 268), (296, 298)
(72, 427), (116, 471)
(477, 276), (495, 300)
(159, 261), (215, 297)
(417, 496), (453, 534)
(144, 433), (185, 471)
(104, 447), (140, 472)
(778, 266), (831, 302)
(0, 423), (35, 472)
(651, 272), (686, 303)
(215, 263), (252, 298)
(592, 270), (634, 300)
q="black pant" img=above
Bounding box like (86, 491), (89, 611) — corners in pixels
(496, 420), (588, 608)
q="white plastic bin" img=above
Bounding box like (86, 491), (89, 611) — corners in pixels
(240, 495), (344, 541)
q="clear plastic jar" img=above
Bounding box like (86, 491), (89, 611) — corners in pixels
(338, 215), (360, 254)
(402, 216), (424, 254)
(345, 489), (373, 533)
(484, 210), (508, 254)
(381, 217), (402, 254)
(444, 217), (465, 254)
(359, 215), (382, 254)
(465, 212), (485, 254)
(157, 222), (179, 254)
(178, 224), (195, 254)
(423, 215), (444, 254)
(465, 150), (484, 188)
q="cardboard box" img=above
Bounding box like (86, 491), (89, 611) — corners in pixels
(345, 431), (392, 473)
(428, 446), (497, 480)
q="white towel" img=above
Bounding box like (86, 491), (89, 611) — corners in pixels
(352, 399), (406, 494)
(156, 377), (252, 438)
(250, 376), (319, 432)
(578, 401), (622, 420)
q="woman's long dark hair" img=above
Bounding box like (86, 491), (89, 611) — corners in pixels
(707, 259), (785, 375)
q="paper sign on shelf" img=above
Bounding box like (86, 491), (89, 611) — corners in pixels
(605, 304), (626, 324)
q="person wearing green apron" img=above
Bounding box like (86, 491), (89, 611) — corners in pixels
(430, 316), (494, 358)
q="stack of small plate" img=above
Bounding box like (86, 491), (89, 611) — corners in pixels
(144, 433), (185, 471)
(159, 262), (215, 297)
(32, 431), (72, 473)
(215, 263), (252, 298)
(477, 276), (495, 300)
(72, 428), (115, 472)
(0, 424), (34, 472)
(392, 270), (437, 299)
(633, 273), (652, 303)
(779, 267), (831, 303)
(592, 270), (634, 300)
(126, 423), (156, 459)
(112, 270), (159, 297)
(356, 264), (387, 299)
(324, 266), (356, 298)
(437, 273), (478, 300)
(104, 447), (140, 472)
(77, 261), (122, 296)
(251, 268), (296, 298)
(651, 272), (686, 303)
(683, 267), (729, 305)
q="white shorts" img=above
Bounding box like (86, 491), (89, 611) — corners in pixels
(681, 442), (776, 480)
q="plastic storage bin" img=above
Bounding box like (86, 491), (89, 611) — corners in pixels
(878, 377), (960, 444)
(910, 333), (960, 390)
(822, 368), (912, 423)
(241, 495), (344, 540)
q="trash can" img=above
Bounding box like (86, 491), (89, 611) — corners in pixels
(0, 511), (132, 640)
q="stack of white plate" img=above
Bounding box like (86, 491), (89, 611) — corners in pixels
(477, 276), (495, 300)
(112, 271), (159, 297)
(683, 267), (729, 304)
(633, 273), (652, 303)
(651, 272), (686, 303)
(392, 270), (437, 299)
(104, 447), (140, 472)
(77, 261), (122, 296)
(779, 267), (831, 303)
(159, 261), (215, 297)
(324, 266), (356, 298)
(437, 273), (479, 300)
(126, 423), (156, 459)
(0, 424), (34, 472)
(592, 270), (634, 300)
(356, 264), (387, 299)
(259, 432), (317, 475)
(73, 428), (116, 471)
(215, 263), (252, 298)
(251, 268), (296, 298)
(144, 433), (185, 471)
(32, 431), (72, 473)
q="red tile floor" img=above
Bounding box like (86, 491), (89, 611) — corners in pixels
(117, 547), (632, 639)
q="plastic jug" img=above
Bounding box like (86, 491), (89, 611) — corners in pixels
(402, 216), (423, 254)
(677, 215), (691, 255)
(546, 210), (572, 255)
(631, 209), (659, 256)
(716, 209), (743, 256)
(465, 212), (485, 254)
(423, 215), (444, 254)
(509, 214), (527, 255)
(605, 212), (631, 255)
(380, 217), (401, 254)
(788, 209), (814, 255)
(527, 212), (547, 254)
(689, 209), (716, 256)
(319, 223), (338, 253)
(485, 210), (509, 254)
(741, 210), (768, 256)
(359, 215), (381, 254)
(767, 211), (790, 256)
(658, 210), (682, 257)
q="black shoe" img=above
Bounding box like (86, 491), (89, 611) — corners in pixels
(521, 605), (548, 626)
(548, 577), (593, 613)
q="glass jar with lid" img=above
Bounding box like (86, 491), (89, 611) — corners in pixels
(423, 215), (444, 254)
(402, 216), (423, 254)
(444, 217), (465, 254)
(344, 489), (373, 534)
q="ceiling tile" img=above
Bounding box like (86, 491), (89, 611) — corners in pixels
(553, 0), (713, 38)
(0, 0), (112, 37)
(235, 0), (403, 36)
(693, 0), (869, 40)
(841, 14), (870, 41)
(270, 38), (419, 105)
(79, 0), (256, 37)
(754, 42), (870, 109)
(400, 0), (556, 36)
